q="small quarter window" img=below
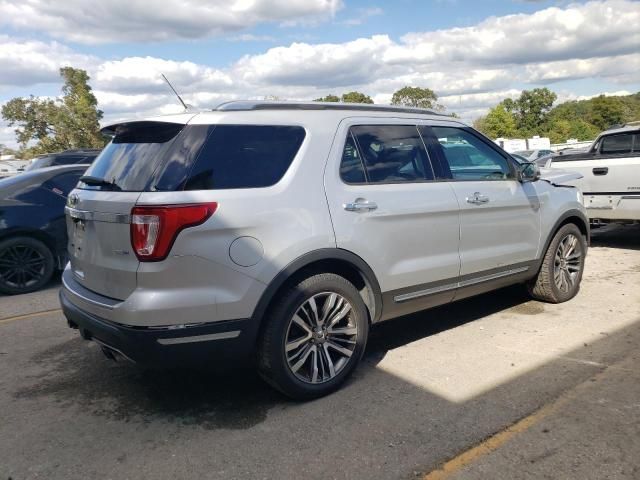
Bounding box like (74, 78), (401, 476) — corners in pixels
(340, 134), (367, 184)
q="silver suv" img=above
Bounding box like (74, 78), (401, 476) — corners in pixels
(60, 101), (589, 399)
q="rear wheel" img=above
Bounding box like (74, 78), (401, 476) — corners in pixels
(528, 224), (586, 303)
(258, 273), (369, 400)
(0, 236), (55, 295)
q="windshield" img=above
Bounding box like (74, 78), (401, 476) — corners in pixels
(513, 150), (533, 157)
(25, 156), (54, 171)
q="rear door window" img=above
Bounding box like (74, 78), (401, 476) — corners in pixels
(182, 125), (305, 190)
(349, 125), (434, 183)
(600, 133), (633, 154)
(46, 171), (84, 196)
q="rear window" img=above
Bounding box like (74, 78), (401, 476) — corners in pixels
(81, 122), (186, 191)
(81, 122), (305, 192)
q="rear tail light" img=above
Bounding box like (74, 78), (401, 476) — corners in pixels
(130, 203), (218, 261)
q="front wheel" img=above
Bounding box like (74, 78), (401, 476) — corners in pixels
(528, 224), (587, 303)
(258, 273), (369, 400)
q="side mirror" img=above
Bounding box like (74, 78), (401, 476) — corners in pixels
(518, 162), (540, 183)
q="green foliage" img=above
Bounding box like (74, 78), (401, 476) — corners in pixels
(474, 104), (518, 139)
(477, 89), (640, 143)
(503, 88), (557, 137)
(340, 91), (374, 104)
(313, 94), (340, 102)
(391, 86), (443, 111)
(1, 67), (105, 157)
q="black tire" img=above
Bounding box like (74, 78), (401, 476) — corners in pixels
(0, 236), (55, 295)
(528, 224), (587, 303)
(257, 273), (369, 400)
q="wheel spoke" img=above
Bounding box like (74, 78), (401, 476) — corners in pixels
(292, 314), (313, 334)
(307, 296), (321, 326)
(327, 340), (353, 358)
(322, 344), (336, 378)
(328, 326), (358, 336)
(286, 334), (311, 352)
(328, 303), (351, 328)
(320, 293), (338, 324)
(310, 346), (319, 383)
(290, 344), (314, 373)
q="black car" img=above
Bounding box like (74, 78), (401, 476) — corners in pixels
(0, 165), (89, 294)
(26, 149), (101, 171)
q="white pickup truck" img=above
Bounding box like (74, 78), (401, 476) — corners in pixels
(550, 125), (640, 225)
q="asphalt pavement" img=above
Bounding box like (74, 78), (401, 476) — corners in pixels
(1, 224), (638, 480)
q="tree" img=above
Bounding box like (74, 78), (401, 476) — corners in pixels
(313, 94), (340, 102)
(341, 91), (374, 104)
(474, 104), (518, 139)
(588, 95), (626, 130)
(391, 86), (443, 111)
(505, 88), (557, 136)
(2, 67), (105, 157)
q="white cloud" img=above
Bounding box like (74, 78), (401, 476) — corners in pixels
(0, 35), (97, 87)
(0, 0), (343, 44)
(0, 0), (638, 136)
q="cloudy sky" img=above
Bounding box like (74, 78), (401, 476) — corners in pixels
(1, 0), (639, 147)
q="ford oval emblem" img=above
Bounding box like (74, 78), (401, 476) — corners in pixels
(68, 193), (79, 207)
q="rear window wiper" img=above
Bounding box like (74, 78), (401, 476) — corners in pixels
(79, 175), (122, 191)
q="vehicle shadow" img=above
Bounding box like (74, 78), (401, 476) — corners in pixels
(13, 285), (530, 429)
(590, 224), (640, 251)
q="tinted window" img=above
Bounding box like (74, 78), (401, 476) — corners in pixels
(52, 156), (85, 166)
(81, 122), (185, 191)
(340, 134), (366, 184)
(350, 125), (433, 183)
(47, 171), (84, 196)
(431, 126), (512, 180)
(183, 125), (305, 190)
(601, 134), (633, 154)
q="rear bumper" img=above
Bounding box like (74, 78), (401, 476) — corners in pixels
(60, 289), (259, 367)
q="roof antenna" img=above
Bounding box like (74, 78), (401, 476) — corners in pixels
(161, 73), (190, 111)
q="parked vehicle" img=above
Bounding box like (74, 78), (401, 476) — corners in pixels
(60, 102), (589, 399)
(0, 161), (19, 178)
(0, 165), (88, 294)
(25, 149), (101, 171)
(513, 149), (555, 162)
(549, 125), (640, 225)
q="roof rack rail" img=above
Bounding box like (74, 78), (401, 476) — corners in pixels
(214, 100), (444, 116)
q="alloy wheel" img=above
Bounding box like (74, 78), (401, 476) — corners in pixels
(0, 245), (47, 290)
(285, 292), (358, 384)
(553, 233), (583, 293)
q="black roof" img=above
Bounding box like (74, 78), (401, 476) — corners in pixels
(214, 100), (444, 116)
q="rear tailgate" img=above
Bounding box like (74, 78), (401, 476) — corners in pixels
(66, 191), (141, 300)
(65, 116), (198, 300)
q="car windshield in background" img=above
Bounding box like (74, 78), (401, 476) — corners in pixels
(25, 156), (54, 171)
(514, 150), (534, 157)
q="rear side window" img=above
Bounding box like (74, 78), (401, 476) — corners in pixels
(348, 125), (433, 183)
(182, 125), (305, 190)
(600, 134), (633, 154)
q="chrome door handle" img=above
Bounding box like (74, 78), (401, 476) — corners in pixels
(466, 192), (490, 205)
(343, 198), (378, 212)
